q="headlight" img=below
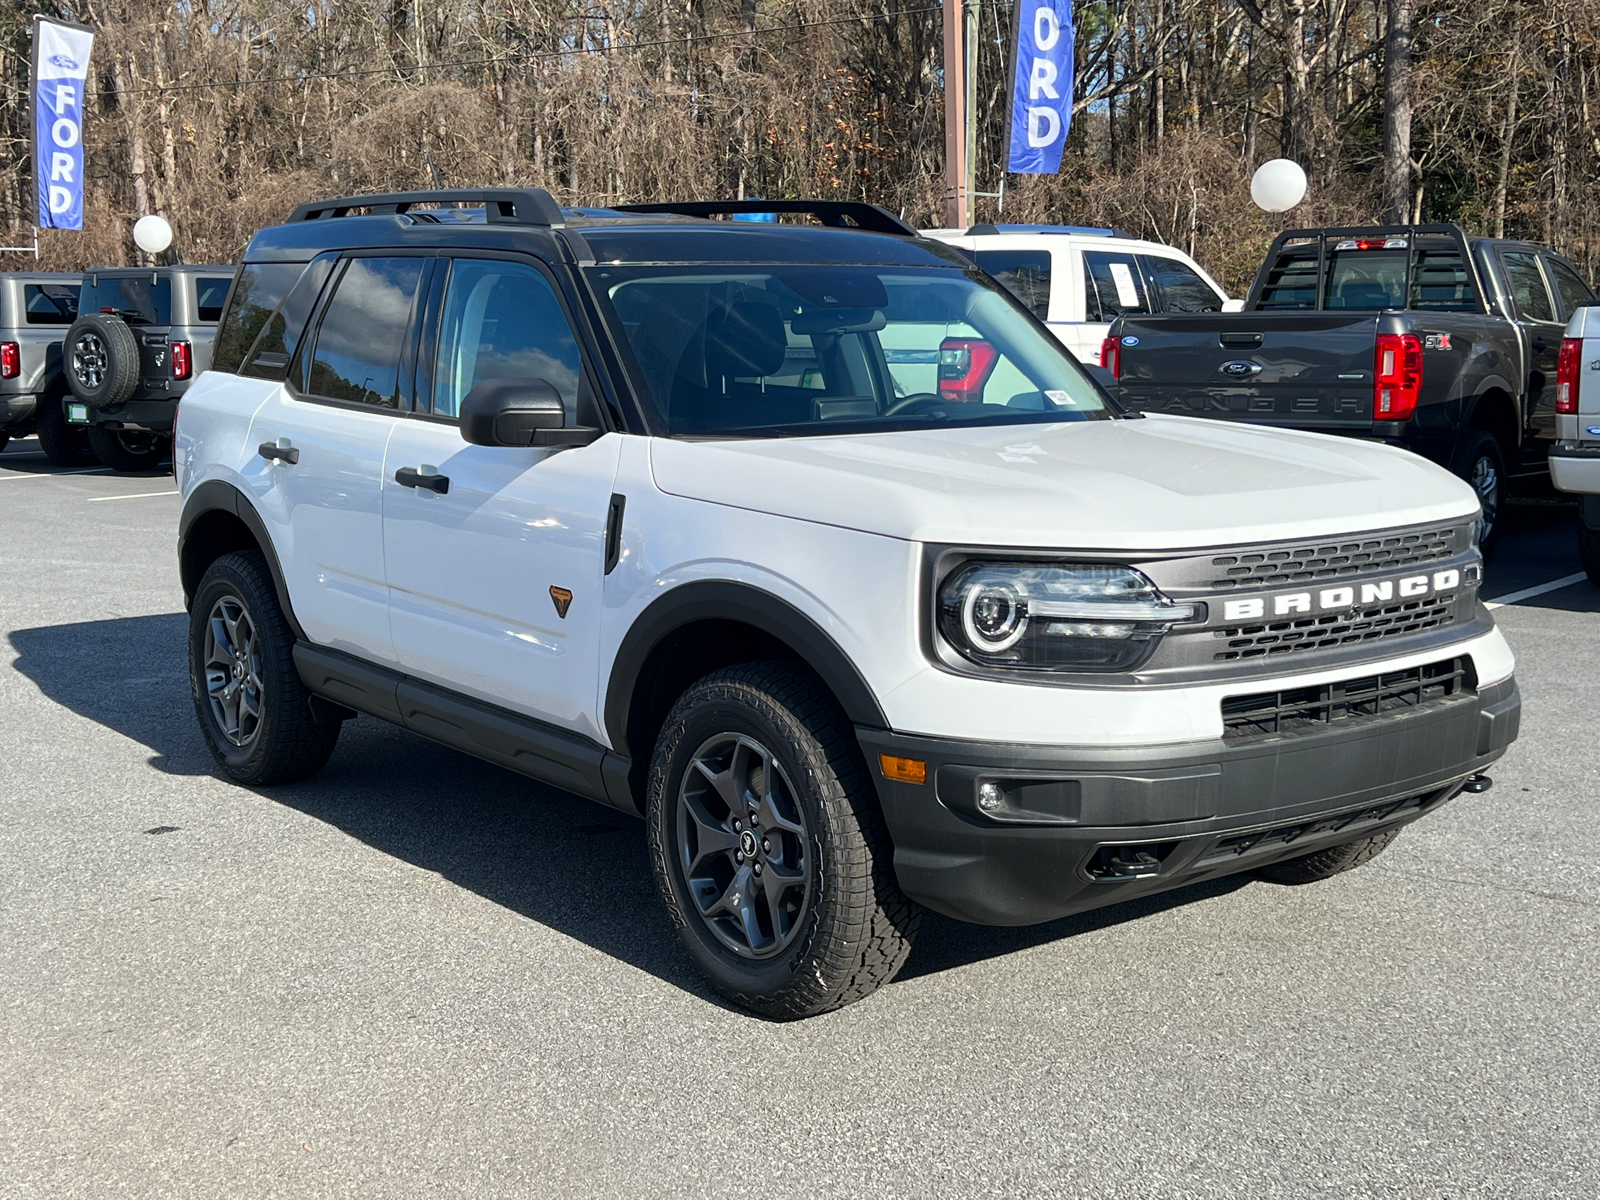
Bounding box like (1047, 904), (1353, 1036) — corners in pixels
(937, 562), (1200, 672)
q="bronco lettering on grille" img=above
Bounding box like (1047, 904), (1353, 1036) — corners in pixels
(1220, 569), (1462, 623)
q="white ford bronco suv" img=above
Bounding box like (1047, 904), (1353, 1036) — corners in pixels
(177, 190), (1520, 1018)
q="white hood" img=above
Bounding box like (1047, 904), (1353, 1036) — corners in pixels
(649, 414), (1480, 550)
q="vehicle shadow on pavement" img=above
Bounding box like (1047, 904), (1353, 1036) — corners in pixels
(9, 613), (1262, 1005)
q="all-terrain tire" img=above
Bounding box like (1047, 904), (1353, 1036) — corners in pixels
(1254, 827), (1402, 885)
(1581, 523), (1600, 588)
(64, 312), (141, 409)
(34, 389), (97, 466)
(189, 550), (340, 785)
(1451, 429), (1505, 557)
(86, 425), (169, 472)
(647, 660), (921, 1019)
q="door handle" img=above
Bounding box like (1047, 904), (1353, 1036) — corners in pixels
(1532, 337), (1547, 352)
(395, 466), (450, 494)
(258, 439), (299, 465)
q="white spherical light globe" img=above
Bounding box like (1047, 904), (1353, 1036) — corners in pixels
(1250, 159), (1308, 213)
(133, 214), (174, 254)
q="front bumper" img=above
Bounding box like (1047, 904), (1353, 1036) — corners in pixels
(1550, 441), (1600, 495)
(859, 675), (1519, 925)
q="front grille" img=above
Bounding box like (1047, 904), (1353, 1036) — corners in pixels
(1208, 524), (1461, 590)
(1220, 656), (1474, 740)
(1213, 594), (1457, 661)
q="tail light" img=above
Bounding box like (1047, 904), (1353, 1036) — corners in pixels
(172, 340), (192, 380)
(1557, 337), (1583, 414)
(937, 337), (999, 402)
(1374, 333), (1423, 420)
(0, 342), (18, 379)
(1099, 336), (1122, 378)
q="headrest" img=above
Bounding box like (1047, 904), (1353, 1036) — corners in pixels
(705, 300), (788, 381)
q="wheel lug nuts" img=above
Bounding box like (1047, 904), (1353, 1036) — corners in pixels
(733, 820), (742, 831)
(735, 852), (744, 863)
(762, 839), (771, 853)
(753, 863), (762, 876)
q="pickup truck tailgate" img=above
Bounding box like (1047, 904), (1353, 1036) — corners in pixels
(1114, 313), (1379, 431)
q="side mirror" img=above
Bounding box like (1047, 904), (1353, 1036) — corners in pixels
(1221, 298), (1245, 313)
(458, 378), (601, 448)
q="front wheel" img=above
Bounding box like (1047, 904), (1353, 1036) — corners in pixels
(1254, 827), (1401, 885)
(86, 425), (169, 473)
(189, 550), (340, 785)
(647, 661), (921, 1019)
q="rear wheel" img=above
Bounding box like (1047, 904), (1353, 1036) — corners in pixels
(86, 425), (169, 472)
(1451, 429), (1505, 556)
(189, 550), (341, 785)
(1254, 828), (1401, 884)
(647, 661), (920, 1019)
(34, 391), (97, 466)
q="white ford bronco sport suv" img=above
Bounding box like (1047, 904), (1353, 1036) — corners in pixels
(177, 190), (1520, 1018)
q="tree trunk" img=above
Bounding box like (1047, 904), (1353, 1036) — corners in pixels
(110, 55), (151, 238)
(1381, 0), (1414, 223)
(1494, 44), (1519, 240)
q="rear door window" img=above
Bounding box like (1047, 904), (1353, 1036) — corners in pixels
(1544, 256), (1595, 320)
(1140, 255), (1222, 313)
(80, 274), (172, 325)
(1501, 251), (1557, 323)
(973, 250), (1051, 321)
(23, 283), (78, 325)
(305, 257), (426, 407)
(1082, 251), (1151, 322)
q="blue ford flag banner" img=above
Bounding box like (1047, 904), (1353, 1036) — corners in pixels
(31, 17), (95, 231)
(1006, 0), (1074, 175)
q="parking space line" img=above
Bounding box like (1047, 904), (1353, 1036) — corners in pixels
(85, 490), (178, 503)
(0, 467), (112, 482)
(1485, 572), (1589, 610)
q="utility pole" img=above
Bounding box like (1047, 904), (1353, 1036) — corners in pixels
(943, 0), (969, 230)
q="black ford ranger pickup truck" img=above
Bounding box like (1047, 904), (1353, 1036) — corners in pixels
(1103, 224), (1598, 550)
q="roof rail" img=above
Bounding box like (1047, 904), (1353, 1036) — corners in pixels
(612, 199), (917, 237)
(965, 223), (1132, 238)
(288, 188), (565, 228)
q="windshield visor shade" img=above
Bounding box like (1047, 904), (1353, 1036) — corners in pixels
(585, 265), (1109, 436)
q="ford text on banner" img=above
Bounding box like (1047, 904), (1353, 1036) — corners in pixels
(31, 17), (95, 231)
(1007, 0), (1074, 175)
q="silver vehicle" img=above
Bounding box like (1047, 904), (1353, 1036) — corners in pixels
(63, 265), (233, 471)
(1548, 303), (1600, 582)
(0, 271), (92, 464)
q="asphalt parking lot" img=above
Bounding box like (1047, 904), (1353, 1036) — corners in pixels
(2, 437), (1596, 1199)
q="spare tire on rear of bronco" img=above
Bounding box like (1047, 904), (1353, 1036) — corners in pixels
(64, 312), (141, 410)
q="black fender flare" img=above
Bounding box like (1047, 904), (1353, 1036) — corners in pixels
(602, 580), (888, 756)
(178, 479), (305, 641)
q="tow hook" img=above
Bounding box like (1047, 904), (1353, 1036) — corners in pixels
(1462, 774), (1493, 794)
(1105, 848), (1162, 879)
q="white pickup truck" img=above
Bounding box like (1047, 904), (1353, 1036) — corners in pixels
(177, 191), (1519, 1018)
(1549, 304), (1600, 582)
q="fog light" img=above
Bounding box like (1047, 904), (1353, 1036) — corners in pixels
(977, 782), (1003, 812)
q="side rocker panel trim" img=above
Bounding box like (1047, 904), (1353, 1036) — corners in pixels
(178, 479), (307, 641)
(603, 580), (889, 756)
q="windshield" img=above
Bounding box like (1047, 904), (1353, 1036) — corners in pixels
(586, 264), (1110, 437)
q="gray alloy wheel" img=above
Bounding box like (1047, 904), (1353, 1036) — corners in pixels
(72, 330), (108, 390)
(1470, 451), (1499, 547)
(203, 594), (264, 748)
(1451, 429), (1505, 556)
(676, 732), (814, 959)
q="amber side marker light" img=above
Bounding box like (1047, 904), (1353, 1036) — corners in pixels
(879, 755), (927, 785)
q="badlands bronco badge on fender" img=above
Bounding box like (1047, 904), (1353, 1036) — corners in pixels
(1219, 568), (1463, 623)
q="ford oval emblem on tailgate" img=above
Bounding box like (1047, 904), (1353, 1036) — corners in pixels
(1219, 359), (1263, 378)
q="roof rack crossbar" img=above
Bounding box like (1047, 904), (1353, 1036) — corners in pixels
(612, 199), (917, 238)
(288, 188), (565, 228)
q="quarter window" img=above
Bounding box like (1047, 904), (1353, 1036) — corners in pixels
(973, 250), (1052, 321)
(430, 259), (583, 421)
(240, 259), (334, 381)
(22, 283), (78, 325)
(195, 277), (233, 323)
(212, 264), (303, 374)
(306, 257), (425, 407)
(1501, 251), (1556, 323)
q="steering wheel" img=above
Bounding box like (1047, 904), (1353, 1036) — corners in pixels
(885, 392), (948, 417)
